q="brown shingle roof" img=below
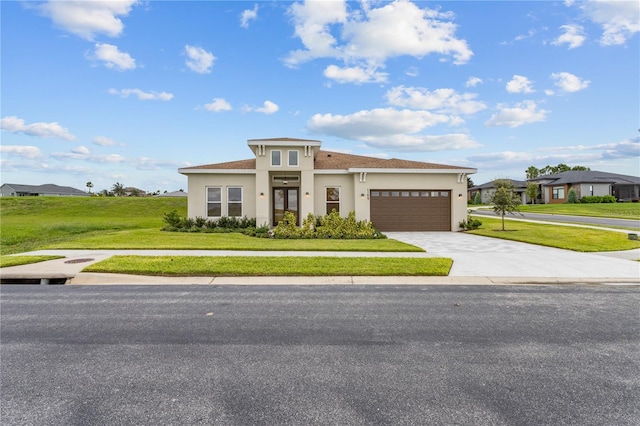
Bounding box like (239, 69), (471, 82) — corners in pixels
(248, 137), (321, 143)
(314, 150), (468, 170)
(181, 150), (469, 171)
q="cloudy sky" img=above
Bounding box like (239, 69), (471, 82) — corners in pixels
(2, 0), (639, 193)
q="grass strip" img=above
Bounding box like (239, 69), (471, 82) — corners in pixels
(517, 203), (640, 220)
(468, 217), (640, 252)
(45, 229), (423, 252)
(83, 255), (453, 276)
(0, 255), (64, 268)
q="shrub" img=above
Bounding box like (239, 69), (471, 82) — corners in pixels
(162, 211), (257, 232)
(580, 195), (617, 204)
(567, 188), (579, 204)
(459, 210), (482, 231)
(473, 192), (482, 205)
(272, 210), (385, 239)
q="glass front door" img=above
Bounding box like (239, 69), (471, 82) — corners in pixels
(273, 188), (299, 226)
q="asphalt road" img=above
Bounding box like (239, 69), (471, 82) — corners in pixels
(2, 285), (639, 425)
(472, 210), (640, 229)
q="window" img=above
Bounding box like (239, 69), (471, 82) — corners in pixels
(271, 150), (281, 166)
(227, 187), (242, 217)
(207, 187), (221, 217)
(552, 186), (565, 199)
(288, 150), (299, 167)
(326, 187), (340, 214)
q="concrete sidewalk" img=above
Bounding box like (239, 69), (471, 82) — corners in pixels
(2, 235), (639, 285)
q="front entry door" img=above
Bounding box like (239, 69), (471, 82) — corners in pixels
(273, 188), (299, 226)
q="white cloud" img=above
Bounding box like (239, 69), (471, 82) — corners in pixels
(93, 136), (118, 146)
(552, 24), (586, 49)
(323, 64), (387, 84)
(465, 77), (483, 87)
(184, 45), (215, 74)
(286, 0), (472, 82)
(255, 101), (279, 114)
(92, 43), (136, 71)
(386, 86), (487, 115)
(0, 145), (44, 159)
(307, 107), (479, 152)
(1, 116), (76, 141)
(240, 4), (258, 28)
(506, 75), (535, 93)
(485, 101), (548, 128)
(37, 0), (139, 40)
(550, 72), (590, 93)
(108, 88), (174, 101)
(573, 0), (640, 46)
(72, 145), (90, 155)
(203, 98), (232, 112)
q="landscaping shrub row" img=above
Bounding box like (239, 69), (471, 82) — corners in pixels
(161, 210), (386, 239)
(579, 195), (617, 203)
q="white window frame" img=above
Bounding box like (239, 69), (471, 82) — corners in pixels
(288, 150), (299, 167)
(206, 187), (222, 218)
(271, 150), (282, 167)
(552, 186), (565, 199)
(227, 187), (243, 217)
(326, 186), (340, 214)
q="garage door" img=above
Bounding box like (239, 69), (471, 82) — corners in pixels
(370, 190), (451, 231)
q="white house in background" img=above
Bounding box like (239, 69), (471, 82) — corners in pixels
(179, 137), (476, 231)
(0, 183), (89, 197)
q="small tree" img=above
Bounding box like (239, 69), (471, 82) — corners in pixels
(112, 182), (125, 197)
(473, 192), (482, 205)
(567, 188), (578, 203)
(86, 181), (93, 194)
(525, 182), (539, 204)
(490, 179), (522, 231)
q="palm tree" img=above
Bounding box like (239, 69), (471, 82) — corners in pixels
(86, 181), (94, 194)
(112, 182), (126, 197)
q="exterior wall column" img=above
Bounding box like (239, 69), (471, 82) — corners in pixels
(255, 169), (269, 227)
(353, 172), (369, 222)
(300, 169), (314, 221)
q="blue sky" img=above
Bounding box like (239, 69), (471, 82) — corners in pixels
(2, 0), (639, 193)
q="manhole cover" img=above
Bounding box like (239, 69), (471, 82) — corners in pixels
(64, 258), (95, 264)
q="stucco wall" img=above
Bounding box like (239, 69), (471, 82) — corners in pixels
(186, 173), (256, 219)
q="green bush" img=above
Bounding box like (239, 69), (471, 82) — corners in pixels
(162, 211), (257, 232)
(580, 195), (617, 204)
(459, 210), (482, 231)
(473, 192), (482, 205)
(567, 188), (579, 204)
(272, 210), (385, 239)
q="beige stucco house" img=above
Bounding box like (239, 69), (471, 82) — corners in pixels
(179, 137), (476, 231)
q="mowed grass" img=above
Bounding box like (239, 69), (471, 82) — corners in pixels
(1, 197), (187, 255)
(468, 217), (640, 252)
(46, 228), (421, 252)
(518, 203), (640, 220)
(84, 255), (453, 276)
(0, 255), (64, 268)
(0, 197), (421, 254)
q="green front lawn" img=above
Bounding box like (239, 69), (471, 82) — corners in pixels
(84, 255), (453, 276)
(0, 255), (64, 268)
(44, 228), (422, 252)
(468, 217), (640, 252)
(518, 203), (640, 220)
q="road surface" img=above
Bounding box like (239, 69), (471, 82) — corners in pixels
(2, 285), (639, 425)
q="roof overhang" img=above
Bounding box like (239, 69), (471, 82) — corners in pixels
(347, 167), (477, 174)
(179, 168), (256, 175)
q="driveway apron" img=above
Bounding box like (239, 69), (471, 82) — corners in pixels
(386, 232), (640, 278)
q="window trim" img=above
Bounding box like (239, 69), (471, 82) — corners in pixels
(206, 186), (222, 218)
(552, 186), (565, 199)
(288, 150), (299, 167)
(271, 150), (282, 167)
(325, 186), (340, 215)
(227, 186), (243, 217)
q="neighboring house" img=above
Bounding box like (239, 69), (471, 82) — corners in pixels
(0, 183), (89, 197)
(179, 137), (476, 231)
(157, 190), (188, 197)
(528, 170), (640, 203)
(124, 187), (147, 197)
(469, 179), (528, 205)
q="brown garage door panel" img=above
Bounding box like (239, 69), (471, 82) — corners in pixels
(370, 190), (451, 231)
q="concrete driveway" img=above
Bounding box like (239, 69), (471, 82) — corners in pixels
(386, 232), (640, 279)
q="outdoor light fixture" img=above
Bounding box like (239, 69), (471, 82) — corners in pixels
(259, 192), (264, 197)
(458, 194), (463, 198)
(305, 192), (310, 197)
(360, 193), (365, 198)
